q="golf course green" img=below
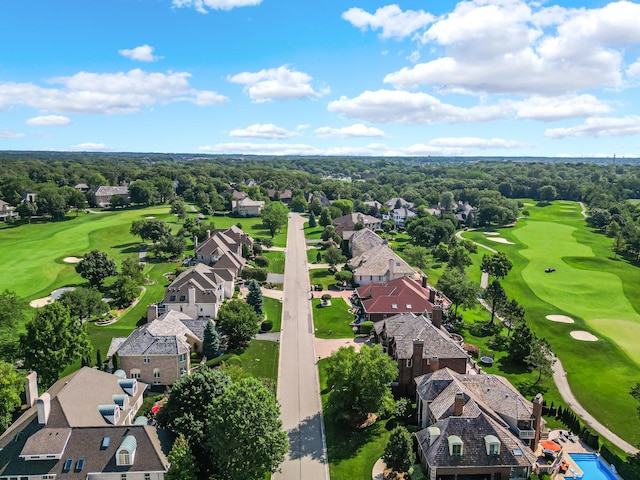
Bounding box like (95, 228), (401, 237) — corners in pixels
(462, 200), (640, 446)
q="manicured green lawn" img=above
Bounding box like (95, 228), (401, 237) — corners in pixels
(309, 269), (336, 290)
(304, 223), (324, 241)
(236, 340), (279, 383)
(312, 298), (355, 339)
(263, 296), (282, 332)
(262, 250), (285, 274)
(207, 214), (287, 247)
(307, 246), (323, 264)
(459, 200), (640, 445)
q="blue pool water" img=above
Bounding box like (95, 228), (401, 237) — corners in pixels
(569, 453), (620, 480)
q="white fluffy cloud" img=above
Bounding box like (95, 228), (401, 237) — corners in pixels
(172, 0), (261, 12)
(0, 128), (26, 139)
(119, 45), (163, 62)
(427, 137), (524, 149)
(229, 123), (299, 139)
(227, 66), (328, 103)
(69, 142), (112, 151)
(200, 142), (322, 155)
(314, 124), (385, 138)
(26, 115), (71, 126)
(328, 89), (505, 124)
(545, 116), (640, 138)
(342, 5), (434, 40)
(627, 59), (640, 78)
(0, 69), (227, 115)
(509, 95), (612, 121)
(384, 0), (640, 95)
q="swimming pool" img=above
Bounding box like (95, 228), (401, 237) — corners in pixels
(569, 453), (620, 480)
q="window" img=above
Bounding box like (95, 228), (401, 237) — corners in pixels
(143, 356), (150, 364)
(447, 435), (463, 456)
(145, 475), (151, 480)
(121, 474), (127, 480)
(452, 444), (462, 456)
(130, 369), (140, 379)
(179, 295), (186, 302)
(179, 353), (187, 363)
(63, 459), (73, 472)
(153, 368), (160, 378)
(75, 458), (85, 472)
(484, 435), (500, 456)
(180, 367), (187, 377)
(406, 358), (412, 368)
(169, 295), (176, 301)
(119, 451), (130, 465)
(490, 443), (500, 455)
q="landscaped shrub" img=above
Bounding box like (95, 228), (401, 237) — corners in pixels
(261, 320), (273, 332)
(321, 294), (332, 302)
(254, 256), (270, 268)
(487, 334), (509, 351)
(359, 321), (374, 335)
(463, 343), (480, 359)
(241, 267), (267, 282)
(253, 244), (263, 255)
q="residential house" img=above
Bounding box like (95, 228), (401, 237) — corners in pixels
(306, 193), (331, 208)
(109, 310), (207, 386)
(93, 186), (130, 207)
(415, 368), (545, 450)
(0, 199), (18, 222)
(385, 206), (417, 228)
(267, 188), (293, 203)
(222, 189), (247, 201)
(73, 183), (90, 193)
(362, 200), (383, 217)
(347, 228), (386, 258)
(160, 263), (225, 318)
(455, 201), (478, 224)
(373, 311), (469, 396)
(232, 197), (265, 217)
(193, 227), (249, 283)
(353, 275), (450, 322)
(384, 197), (414, 210)
(0, 369), (167, 480)
(21, 193), (36, 203)
(349, 244), (417, 286)
(332, 213), (382, 237)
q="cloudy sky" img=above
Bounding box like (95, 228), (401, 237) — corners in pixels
(1, 0), (640, 157)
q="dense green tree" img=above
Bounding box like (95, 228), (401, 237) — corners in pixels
(206, 377), (288, 480)
(121, 256), (145, 284)
(437, 268), (479, 313)
(37, 187), (68, 220)
(480, 252), (513, 280)
(319, 208), (332, 227)
(439, 191), (455, 212)
(335, 270), (353, 286)
(0, 361), (24, 432)
(538, 184), (558, 202)
(525, 338), (554, 386)
(109, 194), (129, 208)
(332, 199), (353, 216)
(246, 279), (264, 316)
(508, 319), (535, 364)
(203, 319), (220, 360)
(499, 298), (525, 336)
(309, 197), (324, 215)
(383, 426), (415, 475)
(308, 210), (317, 228)
(170, 198), (187, 218)
(75, 250), (118, 288)
(289, 195), (307, 213)
(19, 302), (91, 388)
(59, 287), (109, 323)
(0, 290), (27, 361)
(129, 179), (158, 205)
(130, 219), (172, 243)
(400, 244), (430, 270)
(325, 345), (398, 424)
(155, 234), (187, 258)
(16, 201), (37, 223)
(324, 247), (346, 267)
(447, 246), (472, 271)
(405, 215), (455, 248)
(484, 279), (507, 324)
(167, 434), (199, 480)
(216, 300), (260, 349)
(155, 177), (175, 203)
(261, 202), (288, 237)
(321, 225), (336, 241)
(110, 275), (140, 308)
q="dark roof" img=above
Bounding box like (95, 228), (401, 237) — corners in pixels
(0, 425), (168, 479)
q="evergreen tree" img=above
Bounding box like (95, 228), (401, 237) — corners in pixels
(167, 434), (198, 480)
(203, 319), (220, 360)
(308, 210), (317, 228)
(383, 426), (415, 475)
(246, 279), (264, 316)
(319, 208), (332, 227)
(508, 319), (535, 364)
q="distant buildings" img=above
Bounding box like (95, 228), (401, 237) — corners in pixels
(93, 186), (130, 207)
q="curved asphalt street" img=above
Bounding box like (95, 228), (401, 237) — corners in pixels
(273, 213), (330, 480)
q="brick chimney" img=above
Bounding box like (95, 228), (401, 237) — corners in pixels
(428, 287), (436, 303)
(413, 340), (424, 366)
(147, 304), (159, 323)
(26, 371), (38, 407)
(454, 392), (465, 416)
(421, 275), (428, 289)
(389, 258), (394, 279)
(532, 393), (543, 450)
(430, 356), (440, 373)
(432, 305), (443, 329)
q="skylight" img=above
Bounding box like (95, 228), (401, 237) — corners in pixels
(391, 304), (397, 309)
(63, 459), (73, 472)
(101, 436), (110, 449)
(406, 304), (412, 309)
(75, 458), (85, 472)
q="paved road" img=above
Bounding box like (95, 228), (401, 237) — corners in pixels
(273, 213), (330, 480)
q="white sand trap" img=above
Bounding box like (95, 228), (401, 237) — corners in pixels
(484, 232), (500, 236)
(546, 315), (575, 324)
(29, 297), (54, 308)
(63, 256), (82, 263)
(145, 216), (156, 219)
(487, 237), (515, 245)
(570, 330), (598, 341)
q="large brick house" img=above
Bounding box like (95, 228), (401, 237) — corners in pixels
(159, 263), (225, 319)
(93, 186), (130, 207)
(374, 311), (469, 396)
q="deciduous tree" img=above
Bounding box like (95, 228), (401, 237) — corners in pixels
(437, 268), (479, 314)
(19, 302), (91, 388)
(167, 434), (198, 480)
(0, 360), (24, 432)
(0, 290), (27, 361)
(480, 252), (513, 280)
(130, 219), (172, 243)
(525, 338), (554, 386)
(261, 202), (289, 237)
(484, 279), (507, 324)
(59, 287), (108, 323)
(216, 300), (260, 349)
(383, 426), (415, 475)
(324, 247), (346, 267)
(75, 250), (118, 288)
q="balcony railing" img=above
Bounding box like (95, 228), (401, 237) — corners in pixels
(515, 427), (536, 439)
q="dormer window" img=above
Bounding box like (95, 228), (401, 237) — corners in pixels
(484, 435), (500, 456)
(143, 356), (150, 364)
(116, 435), (137, 466)
(169, 295), (176, 301)
(447, 435), (463, 456)
(179, 295), (186, 302)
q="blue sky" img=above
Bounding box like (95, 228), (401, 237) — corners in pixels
(1, 0), (639, 157)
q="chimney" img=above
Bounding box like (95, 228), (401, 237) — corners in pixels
(389, 258), (394, 279)
(188, 286), (196, 306)
(206, 229), (211, 239)
(428, 286), (436, 304)
(532, 393), (543, 449)
(26, 371), (38, 407)
(453, 392), (465, 416)
(357, 213), (364, 224)
(421, 275), (428, 289)
(147, 304), (159, 323)
(413, 340), (424, 365)
(430, 356), (440, 373)
(37, 393), (51, 425)
(193, 235), (198, 250)
(432, 305), (443, 329)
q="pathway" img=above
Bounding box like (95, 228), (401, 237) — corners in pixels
(138, 243), (147, 263)
(455, 229), (497, 254)
(579, 202), (587, 220)
(273, 213), (330, 480)
(457, 228), (639, 455)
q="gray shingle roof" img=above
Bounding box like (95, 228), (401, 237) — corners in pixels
(94, 186), (129, 196)
(349, 228), (386, 258)
(350, 244), (416, 277)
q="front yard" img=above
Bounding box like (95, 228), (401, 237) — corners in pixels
(312, 298), (355, 339)
(310, 268), (337, 290)
(262, 296), (282, 332)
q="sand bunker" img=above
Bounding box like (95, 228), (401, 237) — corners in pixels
(484, 232), (500, 236)
(546, 315), (575, 324)
(487, 237), (515, 245)
(63, 256), (82, 263)
(29, 287), (76, 308)
(145, 216), (156, 219)
(570, 331), (598, 342)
